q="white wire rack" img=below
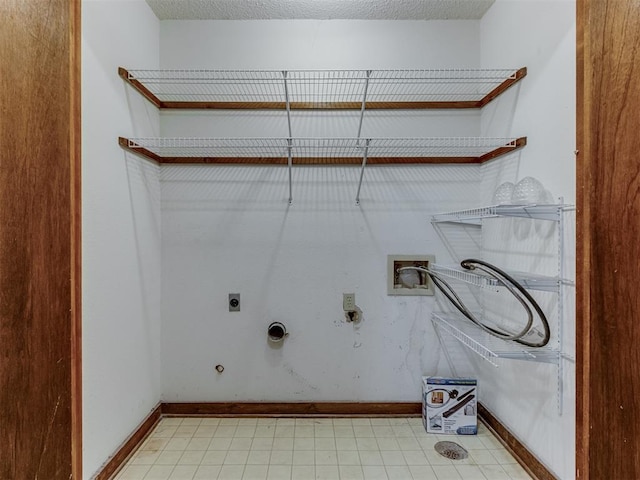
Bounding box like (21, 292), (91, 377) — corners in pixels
(119, 136), (525, 204)
(430, 264), (487, 287)
(431, 312), (561, 367)
(430, 202), (575, 414)
(120, 136), (523, 161)
(431, 203), (574, 224)
(430, 263), (571, 292)
(120, 68), (526, 108)
(119, 137), (526, 204)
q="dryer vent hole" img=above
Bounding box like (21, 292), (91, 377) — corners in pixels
(268, 322), (286, 341)
(434, 441), (469, 460)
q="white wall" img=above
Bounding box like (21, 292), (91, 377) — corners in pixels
(480, 0), (576, 203)
(161, 164), (479, 401)
(160, 20), (481, 70)
(82, 1), (161, 478)
(81, 7), (577, 477)
(466, 2), (575, 479)
(159, 20), (484, 402)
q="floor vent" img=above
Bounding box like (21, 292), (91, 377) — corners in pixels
(434, 440), (469, 460)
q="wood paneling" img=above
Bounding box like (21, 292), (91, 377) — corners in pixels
(0, 1), (81, 478)
(576, 2), (640, 479)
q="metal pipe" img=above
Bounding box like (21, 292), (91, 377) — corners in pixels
(356, 70), (372, 143)
(287, 139), (293, 204)
(283, 71), (293, 138)
(355, 139), (370, 205)
(283, 71), (293, 203)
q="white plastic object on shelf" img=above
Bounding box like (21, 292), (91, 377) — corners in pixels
(511, 176), (545, 204)
(492, 181), (515, 205)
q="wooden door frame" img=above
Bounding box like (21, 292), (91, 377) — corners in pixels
(71, 0), (82, 477)
(0, 0), (81, 478)
(576, 1), (640, 479)
(6, 1), (640, 479)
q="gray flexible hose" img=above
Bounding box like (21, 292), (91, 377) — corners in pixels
(398, 260), (550, 348)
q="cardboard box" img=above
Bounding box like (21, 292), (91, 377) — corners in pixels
(423, 377), (477, 435)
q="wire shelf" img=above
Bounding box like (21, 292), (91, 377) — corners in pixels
(119, 67), (526, 109)
(430, 264), (487, 287)
(431, 203), (573, 224)
(430, 264), (571, 292)
(118, 136), (525, 165)
(431, 312), (560, 367)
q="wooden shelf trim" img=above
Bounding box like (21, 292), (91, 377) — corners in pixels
(118, 67), (162, 109)
(157, 100), (485, 110)
(118, 136), (526, 166)
(118, 67), (526, 111)
(478, 67), (527, 107)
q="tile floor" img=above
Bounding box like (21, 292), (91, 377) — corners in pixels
(113, 417), (533, 480)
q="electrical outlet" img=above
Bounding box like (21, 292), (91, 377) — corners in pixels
(229, 293), (240, 312)
(343, 293), (356, 311)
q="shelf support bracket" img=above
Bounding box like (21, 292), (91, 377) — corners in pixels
(283, 71), (293, 204)
(356, 70), (372, 142)
(355, 139), (371, 206)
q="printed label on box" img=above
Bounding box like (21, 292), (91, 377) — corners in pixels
(422, 377), (477, 435)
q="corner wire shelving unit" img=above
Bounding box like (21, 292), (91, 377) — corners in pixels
(429, 201), (575, 414)
(118, 67), (527, 204)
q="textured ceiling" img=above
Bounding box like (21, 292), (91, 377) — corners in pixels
(145, 0), (496, 20)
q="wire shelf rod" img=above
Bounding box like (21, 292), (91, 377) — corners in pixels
(356, 70), (371, 141)
(355, 139), (370, 206)
(283, 71), (294, 204)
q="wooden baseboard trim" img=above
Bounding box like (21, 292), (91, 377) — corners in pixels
(478, 403), (557, 480)
(93, 403), (162, 480)
(161, 402), (422, 417)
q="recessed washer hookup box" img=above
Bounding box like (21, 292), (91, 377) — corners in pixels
(422, 377), (477, 435)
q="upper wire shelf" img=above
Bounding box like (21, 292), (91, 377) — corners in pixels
(431, 312), (560, 367)
(119, 67), (527, 110)
(118, 136), (526, 165)
(431, 203), (574, 224)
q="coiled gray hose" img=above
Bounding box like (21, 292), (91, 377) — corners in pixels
(398, 259), (550, 347)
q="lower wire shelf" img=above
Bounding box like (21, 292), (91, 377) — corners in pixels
(431, 312), (561, 367)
